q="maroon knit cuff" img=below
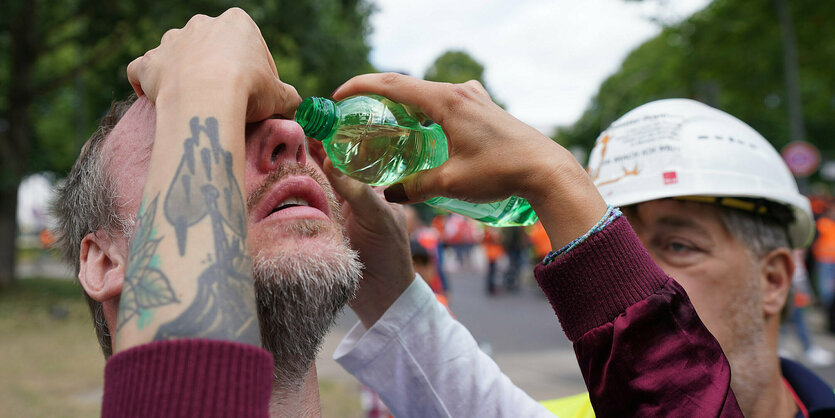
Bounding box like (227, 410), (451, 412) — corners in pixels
(534, 215), (670, 342)
(103, 339), (273, 417)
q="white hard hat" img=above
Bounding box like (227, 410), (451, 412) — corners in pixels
(587, 98), (814, 248)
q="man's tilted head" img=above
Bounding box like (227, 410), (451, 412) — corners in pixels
(53, 95), (361, 387)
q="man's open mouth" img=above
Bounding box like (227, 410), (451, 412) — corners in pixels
(252, 176), (331, 223)
(269, 196), (310, 215)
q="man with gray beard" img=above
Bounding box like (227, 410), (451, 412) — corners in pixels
(50, 10), (416, 417)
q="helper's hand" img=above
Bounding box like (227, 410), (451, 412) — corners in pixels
(321, 157), (415, 327)
(127, 7), (300, 121)
(333, 73), (608, 250)
(333, 73), (567, 206)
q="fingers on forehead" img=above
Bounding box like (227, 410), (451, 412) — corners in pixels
(220, 7), (249, 20)
(126, 56), (146, 95)
(274, 81), (302, 118)
(184, 8), (248, 29)
(185, 13), (211, 27)
(217, 8), (256, 30)
(160, 28), (180, 43)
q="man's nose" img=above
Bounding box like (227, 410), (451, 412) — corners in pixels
(252, 119), (307, 172)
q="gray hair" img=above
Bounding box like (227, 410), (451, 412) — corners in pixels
(51, 94), (138, 358)
(717, 206), (791, 258)
(718, 206), (793, 320)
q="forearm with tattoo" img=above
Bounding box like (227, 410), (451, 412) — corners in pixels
(118, 117), (259, 346)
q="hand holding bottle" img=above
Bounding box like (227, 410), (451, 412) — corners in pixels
(332, 73), (608, 250)
(296, 94), (536, 226)
(333, 74), (562, 205)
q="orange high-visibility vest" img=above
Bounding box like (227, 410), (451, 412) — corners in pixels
(813, 217), (835, 263)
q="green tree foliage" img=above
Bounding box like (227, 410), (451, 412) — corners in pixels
(424, 49), (504, 107)
(424, 50), (487, 85)
(555, 0), (835, 159)
(0, 0), (375, 286)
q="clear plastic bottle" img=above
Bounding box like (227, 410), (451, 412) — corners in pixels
(295, 95), (538, 227)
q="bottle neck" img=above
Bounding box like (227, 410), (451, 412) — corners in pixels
(295, 97), (338, 141)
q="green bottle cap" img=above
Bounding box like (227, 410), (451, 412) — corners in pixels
(296, 97), (337, 140)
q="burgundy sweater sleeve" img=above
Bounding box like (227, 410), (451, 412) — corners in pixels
(102, 339), (273, 418)
(534, 216), (743, 417)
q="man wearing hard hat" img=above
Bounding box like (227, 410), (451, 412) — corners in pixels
(286, 71), (835, 416)
(585, 98), (834, 417)
(329, 87), (835, 416)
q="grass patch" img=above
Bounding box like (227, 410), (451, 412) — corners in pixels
(16, 247), (61, 263)
(0, 278), (104, 417)
(319, 379), (363, 417)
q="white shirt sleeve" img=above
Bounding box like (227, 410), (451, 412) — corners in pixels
(333, 276), (553, 418)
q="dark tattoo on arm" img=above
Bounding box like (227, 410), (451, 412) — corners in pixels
(118, 116), (259, 345)
(156, 116), (258, 344)
(119, 195), (179, 331)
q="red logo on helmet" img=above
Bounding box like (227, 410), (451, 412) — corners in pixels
(663, 171), (678, 185)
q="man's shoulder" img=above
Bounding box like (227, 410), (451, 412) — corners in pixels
(781, 357), (835, 415)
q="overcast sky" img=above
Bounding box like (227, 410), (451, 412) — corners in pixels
(368, 0), (713, 134)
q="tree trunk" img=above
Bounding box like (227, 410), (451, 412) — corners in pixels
(0, 187), (18, 287)
(1, 0), (37, 287)
(773, 0), (806, 143)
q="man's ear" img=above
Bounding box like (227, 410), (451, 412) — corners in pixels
(760, 248), (793, 317)
(78, 230), (127, 303)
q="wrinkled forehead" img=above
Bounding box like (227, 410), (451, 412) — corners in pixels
(627, 199), (759, 257)
(627, 199), (725, 233)
(101, 96), (156, 213)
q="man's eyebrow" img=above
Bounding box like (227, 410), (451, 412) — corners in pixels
(654, 216), (710, 236)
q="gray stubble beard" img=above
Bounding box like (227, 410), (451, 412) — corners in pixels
(252, 233), (362, 392)
(722, 271), (768, 415)
(248, 163), (363, 392)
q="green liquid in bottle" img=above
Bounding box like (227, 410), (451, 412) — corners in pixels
(329, 124), (448, 186)
(296, 95), (537, 227)
(425, 196), (539, 227)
